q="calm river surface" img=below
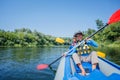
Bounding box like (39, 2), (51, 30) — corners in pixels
(0, 47), (68, 80)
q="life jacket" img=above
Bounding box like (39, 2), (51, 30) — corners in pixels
(77, 44), (91, 55)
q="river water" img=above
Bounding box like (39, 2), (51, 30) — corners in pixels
(0, 47), (68, 80)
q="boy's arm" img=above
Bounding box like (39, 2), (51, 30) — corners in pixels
(67, 45), (77, 55)
(86, 39), (98, 47)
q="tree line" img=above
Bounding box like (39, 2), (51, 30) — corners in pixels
(83, 20), (120, 46)
(0, 28), (71, 47)
(0, 20), (119, 47)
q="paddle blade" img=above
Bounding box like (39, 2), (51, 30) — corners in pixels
(37, 64), (48, 70)
(108, 9), (120, 24)
(97, 51), (106, 58)
(55, 38), (65, 43)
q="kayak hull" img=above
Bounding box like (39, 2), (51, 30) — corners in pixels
(54, 56), (120, 80)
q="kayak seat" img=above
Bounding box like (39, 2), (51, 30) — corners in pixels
(75, 62), (92, 73)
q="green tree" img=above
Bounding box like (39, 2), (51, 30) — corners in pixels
(0, 28), (71, 47)
(103, 22), (120, 42)
(96, 19), (104, 29)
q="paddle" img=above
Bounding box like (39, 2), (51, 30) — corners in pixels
(37, 9), (120, 70)
(97, 51), (106, 58)
(55, 37), (65, 44)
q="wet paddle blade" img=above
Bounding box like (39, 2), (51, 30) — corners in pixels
(108, 9), (120, 24)
(37, 64), (49, 70)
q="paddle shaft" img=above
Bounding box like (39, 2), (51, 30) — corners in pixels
(88, 24), (108, 38)
(49, 55), (63, 66)
(48, 24), (109, 66)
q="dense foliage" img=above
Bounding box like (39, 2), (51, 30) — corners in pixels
(0, 28), (71, 47)
(0, 20), (119, 48)
(83, 20), (120, 45)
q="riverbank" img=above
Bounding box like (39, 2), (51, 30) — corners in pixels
(93, 43), (120, 65)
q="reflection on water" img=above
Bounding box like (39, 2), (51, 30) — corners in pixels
(0, 47), (68, 80)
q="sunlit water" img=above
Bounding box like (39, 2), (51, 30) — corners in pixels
(0, 47), (68, 80)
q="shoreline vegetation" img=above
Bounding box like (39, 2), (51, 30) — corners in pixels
(0, 20), (120, 65)
(0, 20), (119, 48)
(0, 28), (71, 47)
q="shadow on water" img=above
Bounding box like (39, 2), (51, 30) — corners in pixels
(0, 47), (68, 80)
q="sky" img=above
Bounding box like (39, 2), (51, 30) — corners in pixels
(0, 0), (120, 37)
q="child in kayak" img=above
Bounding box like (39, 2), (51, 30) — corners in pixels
(71, 31), (98, 76)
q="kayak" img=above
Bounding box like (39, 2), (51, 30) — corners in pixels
(54, 56), (120, 80)
(53, 9), (120, 80)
